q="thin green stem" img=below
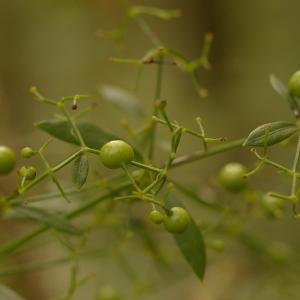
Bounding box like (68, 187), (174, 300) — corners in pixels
(134, 16), (161, 47)
(0, 183), (131, 259)
(160, 106), (174, 132)
(129, 161), (162, 173)
(60, 103), (86, 147)
(122, 164), (141, 192)
(148, 54), (164, 160)
(291, 134), (300, 198)
(171, 138), (245, 168)
(252, 150), (294, 176)
(17, 150), (82, 197)
(143, 172), (165, 194)
(153, 116), (221, 143)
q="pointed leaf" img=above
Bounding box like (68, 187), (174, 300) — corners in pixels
(0, 284), (25, 300)
(243, 121), (298, 147)
(99, 84), (144, 116)
(13, 207), (81, 236)
(35, 120), (118, 149)
(72, 154), (89, 190)
(167, 194), (206, 280)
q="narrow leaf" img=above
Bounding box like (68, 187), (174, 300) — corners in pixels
(167, 194), (206, 280)
(0, 284), (25, 300)
(72, 154), (89, 190)
(99, 84), (144, 116)
(13, 207), (81, 236)
(243, 121), (298, 147)
(35, 120), (118, 149)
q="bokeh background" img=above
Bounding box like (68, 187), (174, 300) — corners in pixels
(1, 0), (300, 299)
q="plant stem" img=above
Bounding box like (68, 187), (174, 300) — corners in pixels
(134, 16), (161, 47)
(122, 164), (141, 192)
(0, 183), (131, 259)
(61, 103), (86, 147)
(148, 54), (164, 160)
(17, 150), (82, 197)
(129, 161), (162, 173)
(171, 138), (245, 168)
(291, 134), (300, 197)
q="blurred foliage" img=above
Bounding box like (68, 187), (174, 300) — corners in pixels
(1, 1), (300, 300)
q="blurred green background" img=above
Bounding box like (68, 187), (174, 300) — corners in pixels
(1, 0), (300, 299)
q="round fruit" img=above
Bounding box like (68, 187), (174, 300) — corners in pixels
(288, 70), (300, 98)
(21, 147), (35, 158)
(26, 166), (37, 180)
(0, 146), (16, 175)
(97, 286), (120, 300)
(100, 140), (134, 169)
(164, 207), (191, 234)
(149, 210), (164, 224)
(261, 194), (285, 218)
(219, 162), (247, 193)
(19, 166), (37, 180)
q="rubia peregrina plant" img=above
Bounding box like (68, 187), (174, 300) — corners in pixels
(0, 3), (300, 300)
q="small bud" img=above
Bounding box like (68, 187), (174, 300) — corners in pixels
(19, 166), (37, 180)
(21, 147), (35, 158)
(209, 239), (225, 251)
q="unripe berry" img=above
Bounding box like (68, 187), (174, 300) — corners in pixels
(100, 140), (134, 169)
(97, 286), (121, 300)
(261, 194), (285, 219)
(164, 207), (190, 234)
(19, 166), (37, 180)
(26, 166), (37, 180)
(219, 162), (247, 193)
(288, 70), (300, 98)
(0, 146), (16, 175)
(149, 210), (164, 224)
(21, 147), (35, 158)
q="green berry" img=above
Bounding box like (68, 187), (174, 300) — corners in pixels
(97, 286), (121, 300)
(261, 194), (285, 219)
(100, 140), (134, 169)
(209, 239), (225, 251)
(149, 210), (164, 224)
(19, 166), (37, 180)
(19, 166), (28, 177)
(26, 166), (37, 180)
(288, 70), (300, 98)
(219, 162), (247, 193)
(0, 146), (16, 175)
(21, 147), (35, 158)
(164, 207), (190, 234)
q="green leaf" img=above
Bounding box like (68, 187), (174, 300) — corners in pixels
(167, 194), (206, 280)
(243, 121), (298, 147)
(13, 207), (81, 236)
(72, 154), (89, 190)
(35, 120), (118, 149)
(0, 284), (25, 300)
(99, 84), (144, 116)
